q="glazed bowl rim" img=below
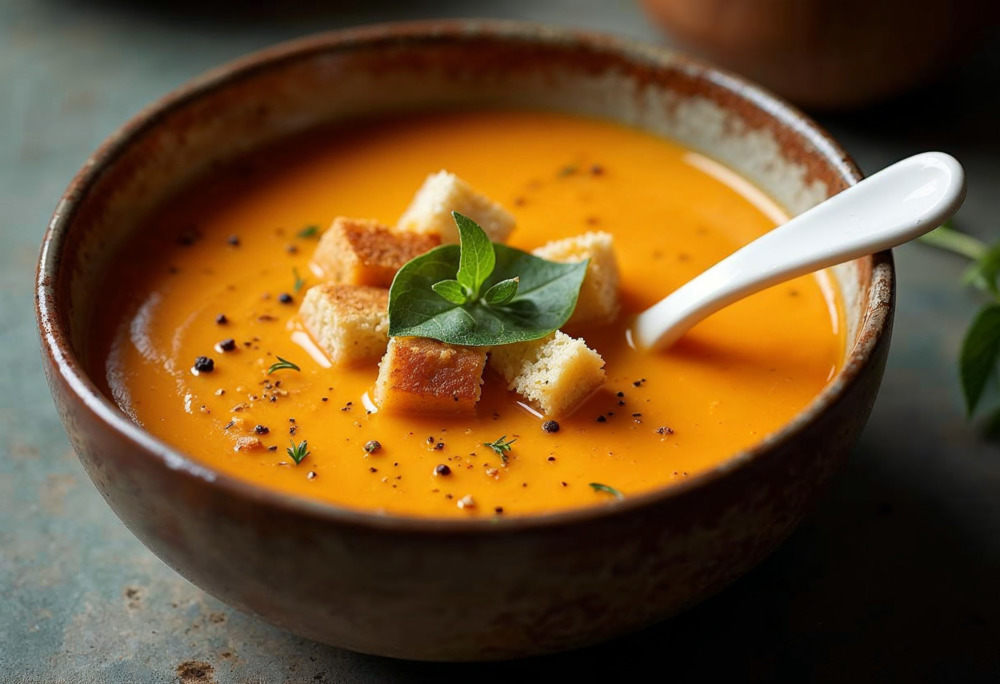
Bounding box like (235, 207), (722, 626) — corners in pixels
(35, 19), (889, 534)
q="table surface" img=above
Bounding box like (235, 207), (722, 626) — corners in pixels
(3, 1), (998, 682)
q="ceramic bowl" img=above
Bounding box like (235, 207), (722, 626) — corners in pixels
(36, 21), (892, 661)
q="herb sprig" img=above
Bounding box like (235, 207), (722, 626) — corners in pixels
(297, 225), (319, 239)
(388, 212), (588, 346)
(267, 356), (301, 374)
(287, 439), (309, 465)
(920, 222), (1000, 417)
(483, 435), (516, 463)
(589, 482), (624, 500)
(293, 267), (306, 294)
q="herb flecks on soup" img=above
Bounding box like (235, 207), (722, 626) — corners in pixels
(99, 111), (842, 518)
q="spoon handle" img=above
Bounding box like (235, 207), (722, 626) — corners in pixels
(634, 151), (966, 350)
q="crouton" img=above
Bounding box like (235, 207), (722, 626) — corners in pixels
(533, 231), (620, 327)
(397, 171), (516, 244)
(311, 217), (440, 287)
(489, 331), (605, 417)
(374, 336), (487, 414)
(299, 284), (389, 365)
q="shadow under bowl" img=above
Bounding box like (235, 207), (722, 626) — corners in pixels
(35, 20), (893, 661)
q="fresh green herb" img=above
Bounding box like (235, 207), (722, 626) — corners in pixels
(286, 439), (309, 465)
(483, 277), (519, 306)
(293, 267), (306, 294)
(483, 435), (516, 463)
(388, 212), (587, 346)
(588, 482), (624, 500)
(267, 356), (301, 374)
(297, 225), (319, 239)
(557, 164), (579, 177)
(920, 222), (1000, 417)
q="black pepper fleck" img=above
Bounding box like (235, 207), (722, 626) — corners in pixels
(596, 415), (607, 423)
(254, 425), (269, 435)
(193, 356), (214, 373)
(364, 440), (382, 454)
(434, 464), (451, 476)
(215, 314), (228, 325)
(227, 235), (240, 246)
(278, 293), (293, 304)
(435, 442), (445, 450)
(542, 420), (560, 433)
(216, 338), (236, 352)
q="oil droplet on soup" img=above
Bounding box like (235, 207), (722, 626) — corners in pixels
(97, 111), (843, 518)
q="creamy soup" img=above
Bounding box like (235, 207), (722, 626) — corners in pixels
(98, 110), (843, 518)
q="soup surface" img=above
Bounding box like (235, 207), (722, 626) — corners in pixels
(100, 110), (842, 518)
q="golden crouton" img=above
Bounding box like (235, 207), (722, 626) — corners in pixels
(374, 336), (487, 414)
(311, 217), (441, 287)
(299, 284), (389, 365)
(397, 171), (516, 244)
(533, 231), (620, 327)
(489, 331), (605, 417)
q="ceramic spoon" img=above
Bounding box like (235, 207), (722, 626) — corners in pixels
(633, 151), (966, 350)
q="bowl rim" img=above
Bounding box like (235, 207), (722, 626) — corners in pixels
(35, 19), (890, 534)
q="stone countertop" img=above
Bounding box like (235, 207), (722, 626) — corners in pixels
(2, 1), (998, 681)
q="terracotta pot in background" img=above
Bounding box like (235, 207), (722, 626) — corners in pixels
(642, 0), (994, 109)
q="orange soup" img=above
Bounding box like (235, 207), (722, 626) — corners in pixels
(99, 110), (842, 518)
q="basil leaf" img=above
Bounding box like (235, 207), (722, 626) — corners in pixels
(483, 277), (519, 306)
(431, 279), (467, 304)
(388, 244), (587, 346)
(960, 303), (1000, 416)
(453, 211), (495, 299)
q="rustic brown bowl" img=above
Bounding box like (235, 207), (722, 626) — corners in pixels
(36, 21), (892, 661)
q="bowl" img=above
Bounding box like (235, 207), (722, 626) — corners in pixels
(36, 21), (893, 661)
(640, 0), (994, 109)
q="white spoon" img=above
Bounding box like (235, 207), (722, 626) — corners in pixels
(633, 151), (966, 350)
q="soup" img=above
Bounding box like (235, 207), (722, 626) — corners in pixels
(98, 110), (842, 518)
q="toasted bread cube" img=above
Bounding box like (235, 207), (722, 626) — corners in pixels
(299, 284), (389, 365)
(311, 217), (441, 287)
(397, 171), (516, 244)
(374, 337), (487, 414)
(489, 331), (605, 417)
(533, 231), (620, 327)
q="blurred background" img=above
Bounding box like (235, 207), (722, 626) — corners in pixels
(2, 1), (999, 681)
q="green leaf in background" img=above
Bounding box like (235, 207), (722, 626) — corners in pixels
(453, 211), (495, 299)
(961, 244), (1000, 296)
(387, 220), (588, 347)
(483, 277), (519, 306)
(959, 303), (1000, 416)
(918, 221), (985, 260)
(431, 279), (467, 304)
